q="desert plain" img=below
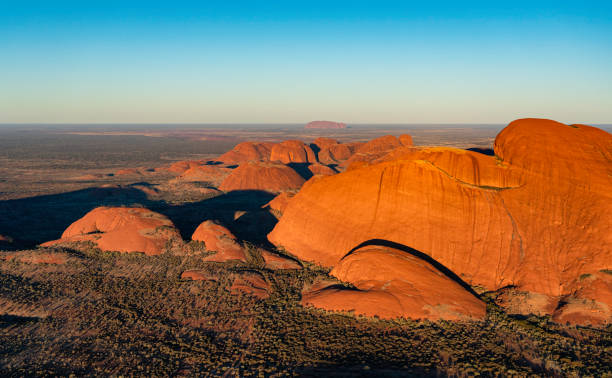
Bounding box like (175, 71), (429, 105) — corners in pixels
(0, 120), (611, 376)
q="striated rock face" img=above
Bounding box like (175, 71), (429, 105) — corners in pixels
(217, 142), (274, 164)
(270, 140), (317, 164)
(192, 220), (246, 262)
(305, 120), (346, 129)
(219, 162), (306, 193)
(302, 245), (485, 321)
(270, 119), (612, 323)
(42, 207), (181, 255)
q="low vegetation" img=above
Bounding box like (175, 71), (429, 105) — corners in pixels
(0, 244), (610, 376)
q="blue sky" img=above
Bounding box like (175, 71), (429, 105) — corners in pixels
(1, 1), (611, 124)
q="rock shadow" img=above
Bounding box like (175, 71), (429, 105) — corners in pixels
(467, 147), (495, 156)
(0, 186), (150, 248)
(287, 162), (314, 180)
(153, 190), (276, 244)
(0, 186), (276, 249)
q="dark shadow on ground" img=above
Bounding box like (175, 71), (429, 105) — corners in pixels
(0, 186), (150, 248)
(467, 147), (495, 156)
(343, 239), (481, 299)
(309, 143), (321, 161)
(287, 162), (313, 180)
(0, 186), (276, 249)
(0, 314), (41, 329)
(151, 190), (276, 244)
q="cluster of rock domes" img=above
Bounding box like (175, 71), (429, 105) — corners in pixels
(269, 119), (612, 326)
(40, 118), (612, 327)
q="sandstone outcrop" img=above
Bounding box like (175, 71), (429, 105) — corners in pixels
(551, 272), (612, 327)
(399, 134), (414, 146)
(192, 220), (247, 262)
(305, 120), (346, 129)
(263, 192), (295, 216)
(216, 142), (274, 164)
(42, 207), (181, 255)
(181, 269), (218, 281)
(307, 163), (337, 176)
(312, 137), (340, 150)
(269, 140), (317, 164)
(342, 135), (406, 167)
(230, 272), (270, 299)
(173, 165), (231, 186)
(168, 160), (204, 174)
(317, 142), (361, 165)
(302, 245), (485, 320)
(259, 249), (302, 270)
(219, 162), (306, 193)
(269, 119), (612, 324)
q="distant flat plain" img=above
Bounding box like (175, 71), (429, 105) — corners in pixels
(0, 123), (503, 200)
(1, 123), (610, 201)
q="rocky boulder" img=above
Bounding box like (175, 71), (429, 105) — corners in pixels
(302, 245), (485, 321)
(192, 220), (247, 262)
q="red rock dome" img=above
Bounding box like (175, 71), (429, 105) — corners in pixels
(216, 142), (274, 164)
(270, 140), (317, 164)
(42, 207), (181, 255)
(219, 162), (306, 193)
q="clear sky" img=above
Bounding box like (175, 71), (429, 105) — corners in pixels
(1, 1), (611, 124)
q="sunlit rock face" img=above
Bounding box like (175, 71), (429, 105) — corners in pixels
(42, 207), (181, 255)
(270, 118), (612, 324)
(219, 161), (306, 193)
(301, 245), (486, 321)
(270, 140), (317, 164)
(216, 141), (275, 164)
(192, 220), (247, 262)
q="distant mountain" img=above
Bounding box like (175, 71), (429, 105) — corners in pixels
(304, 120), (346, 129)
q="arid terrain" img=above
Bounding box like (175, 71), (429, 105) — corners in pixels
(0, 121), (611, 376)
